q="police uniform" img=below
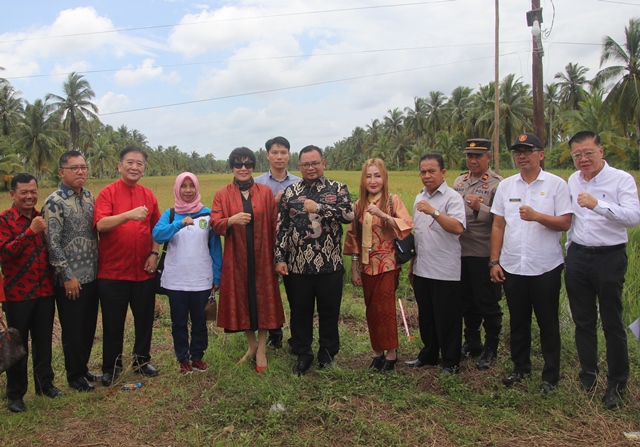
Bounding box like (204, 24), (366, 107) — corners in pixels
(453, 139), (503, 365)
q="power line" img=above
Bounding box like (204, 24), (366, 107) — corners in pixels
(99, 50), (527, 116)
(0, 1), (456, 44)
(597, 0), (640, 4)
(5, 41), (529, 81)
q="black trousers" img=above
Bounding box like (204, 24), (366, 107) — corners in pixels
(503, 264), (563, 385)
(99, 278), (156, 374)
(56, 280), (99, 383)
(287, 270), (343, 363)
(413, 275), (462, 369)
(565, 244), (629, 387)
(2, 296), (55, 400)
(461, 256), (503, 351)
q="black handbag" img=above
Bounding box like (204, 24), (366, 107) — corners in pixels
(0, 318), (27, 374)
(156, 208), (175, 295)
(389, 195), (415, 264)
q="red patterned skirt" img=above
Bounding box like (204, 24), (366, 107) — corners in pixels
(361, 269), (400, 351)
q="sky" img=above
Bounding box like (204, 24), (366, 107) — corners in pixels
(1, 0), (639, 161)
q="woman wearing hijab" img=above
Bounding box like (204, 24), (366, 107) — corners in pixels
(153, 172), (222, 374)
(210, 147), (284, 373)
(344, 159), (413, 372)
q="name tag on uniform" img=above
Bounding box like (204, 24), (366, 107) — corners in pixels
(509, 198), (521, 202)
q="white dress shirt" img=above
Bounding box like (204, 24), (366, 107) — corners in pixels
(567, 161), (640, 247)
(413, 181), (466, 281)
(491, 170), (572, 276)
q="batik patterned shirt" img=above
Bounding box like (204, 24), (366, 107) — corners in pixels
(44, 183), (98, 285)
(275, 176), (354, 275)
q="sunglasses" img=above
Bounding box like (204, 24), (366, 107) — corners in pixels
(233, 161), (255, 169)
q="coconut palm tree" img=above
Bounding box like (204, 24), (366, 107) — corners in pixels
(13, 99), (66, 180)
(46, 72), (99, 151)
(0, 83), (23, 137)
(424, 91), (447, 144)
(544, 83), (562, 149)
(86, 135), (117, 179)
(446, 86), (473, 135)
(404, 97), (427, 140)
(383, 108), (404, 139)
(596, 17), (640, 166)
(554, 62), (591, 111)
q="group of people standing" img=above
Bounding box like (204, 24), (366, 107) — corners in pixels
(397, 130), (639, 412)
(0, 129), (637, 414)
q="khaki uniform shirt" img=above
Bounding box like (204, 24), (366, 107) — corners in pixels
(453, 168), (502, 257)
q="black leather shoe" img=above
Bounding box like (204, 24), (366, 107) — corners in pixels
(369, 355), (385, 371)
(475, 349), (497, 370)
(579, 370), (597, 393)
(101, 369), (121, 387)
(266, 336), (283, 350)
(134, 363), (159, 377)
(85, 371), (102, 382)
(7, 399), (26, 413)
(441, 366), (458, 376)
(318, 360), (335, 370)
(70, 376), (95, 392)
(404, 358), (430, 368)
(379, 359), (397, 373)
(603, 385), (624, 410)
(540, 381), (557, 396)
(502, 371), (526, 386)
(461, 341), (483, 358)
(37, 386), (65, 398)
(292, 358), (312, 376)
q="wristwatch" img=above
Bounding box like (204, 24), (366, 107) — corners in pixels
(488, 260), (500, 268)
(431, 210), (440, 219)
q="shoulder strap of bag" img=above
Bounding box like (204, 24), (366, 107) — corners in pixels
(389, 194), (394, 217)
(160, 208), (175, 259)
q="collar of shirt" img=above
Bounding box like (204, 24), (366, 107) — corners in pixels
(517, 168), (547, 185)
(9, 204), (39, 221)
(268, 170), (292, 182)
(59, 182), (84, 199)
(577, 160), (610, 184)
(303, 175), (327, 189)
(421, 179), (449, 198)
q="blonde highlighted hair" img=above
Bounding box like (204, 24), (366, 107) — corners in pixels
(355, 158), (391, 220)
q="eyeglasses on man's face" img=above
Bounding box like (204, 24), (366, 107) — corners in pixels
(232, 161), (255, 169)
(299, 160), (323, 170)
(511, 148), (542, 157)
(61, 165), (88, 173)
(570, 150), (597, 161)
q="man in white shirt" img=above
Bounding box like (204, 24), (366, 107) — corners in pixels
(489, 133), (572, 394)
(405, 153), (466, 375)
(564, 130), (640, 409)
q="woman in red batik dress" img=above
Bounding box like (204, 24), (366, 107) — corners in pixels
(210, 147), (284, 373)
(344, 158), (413, 372)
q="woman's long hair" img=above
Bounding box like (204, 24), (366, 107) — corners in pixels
(355, 158), (391, 222)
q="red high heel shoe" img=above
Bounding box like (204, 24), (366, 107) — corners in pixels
(256, 364), (268, 374)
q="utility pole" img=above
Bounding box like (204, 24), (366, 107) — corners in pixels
(493, 0), (500, 174)
(528, 2), (545, 161)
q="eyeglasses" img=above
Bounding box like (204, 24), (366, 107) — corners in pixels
(232, 161), (255, 169)
(299, 160), (323, 170)
(570, 150), (597, 161)
(61, 165), (88, 173)
(511, 148), (542, 156)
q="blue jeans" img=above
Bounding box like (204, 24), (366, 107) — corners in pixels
(167, 289), (210, 363)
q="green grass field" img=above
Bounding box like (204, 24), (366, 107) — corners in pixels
(0, 169), (639, 446)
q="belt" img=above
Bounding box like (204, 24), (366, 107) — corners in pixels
(571, 242), (626, 254)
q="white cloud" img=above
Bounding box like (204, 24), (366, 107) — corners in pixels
(98, 91), (131, 114)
